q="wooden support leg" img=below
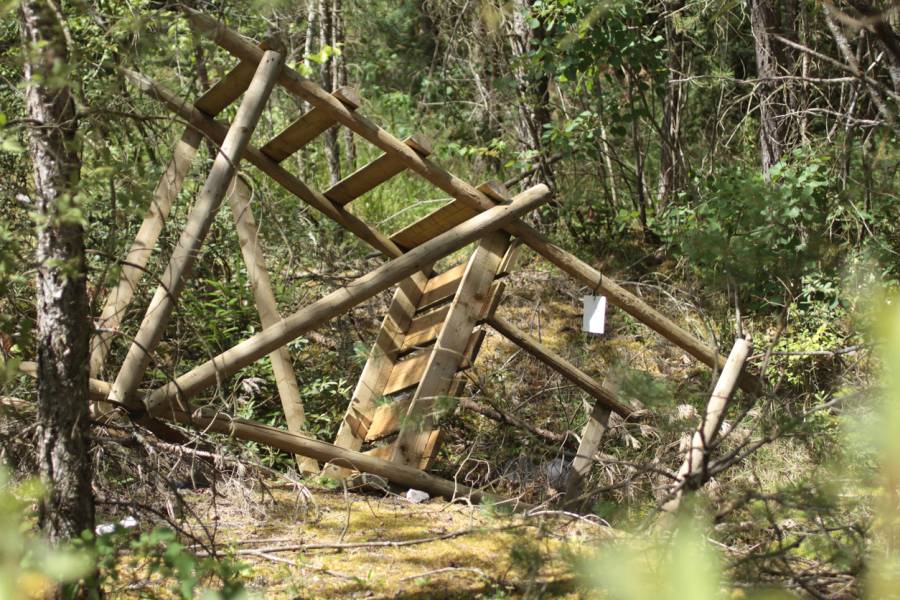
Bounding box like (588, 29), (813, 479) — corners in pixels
(107, 51), (284, 408)
(564, 401), (612, 508)
(390, 232), (511, 469)
(662, 338), (751, 513)
(144, 185), (552, 414)
(486, 315), (634, 418)
(227, 175), (318, 473)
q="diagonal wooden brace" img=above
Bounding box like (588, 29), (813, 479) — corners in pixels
(226, 175), (318, 473)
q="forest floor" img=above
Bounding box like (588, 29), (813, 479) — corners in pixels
(113, 482), (608, 598)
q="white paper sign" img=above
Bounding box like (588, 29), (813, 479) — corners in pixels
(582, 295), (606, 334)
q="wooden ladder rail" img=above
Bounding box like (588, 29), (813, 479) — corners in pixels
(388, 231), (513, 469)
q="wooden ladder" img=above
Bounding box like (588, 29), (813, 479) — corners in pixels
(327, 231), (520, 474)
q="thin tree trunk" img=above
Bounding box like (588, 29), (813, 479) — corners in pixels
(509, 0), (555, 192)
(20, 0), (96, 594)
(750, 0), (788, 175)
(333, 0), (356, 170)
(319, 0), (342, 185)
(657, 0), (684, 214)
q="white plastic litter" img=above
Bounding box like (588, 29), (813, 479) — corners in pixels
(94, 515), (139, 536)
(405, 489), (430, 504)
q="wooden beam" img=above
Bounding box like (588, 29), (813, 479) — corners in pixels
(486, 314), (634, 417)
(13, 360), (502, 505)
(144, 184), (552, 413)
(662, 338), (751, 513)
(90, 60), (258, 377)
(226, 175), (318, 473)
(123, 70), (404, 261)
(391, 232), (511, 468)
(259, 86), (360, 162)
(163, 407), (504, 503)
(325, 135), (431, 206)
(564, 401), (612, 506)
(181, 9), (747, 390)
(108, 51), (284, 407)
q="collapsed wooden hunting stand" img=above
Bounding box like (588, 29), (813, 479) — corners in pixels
(74, 8), (753, 503)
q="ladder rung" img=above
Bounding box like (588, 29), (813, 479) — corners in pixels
(260, 86), (360, 163)
(324, 135), (431, 206)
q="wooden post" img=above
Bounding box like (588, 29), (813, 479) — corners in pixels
(180, 9), (752, 391)
(564, 401), (612, 507)
(226, 175), (318, 473)
(662, 338), (751, 513)
(107, 51), (283, 407)
(390, 232), (511, 468)
(144, 185), (551, 414)
(486, 314), (634, 417)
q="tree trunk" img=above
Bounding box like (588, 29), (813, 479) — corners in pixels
(20, 0), (95, 590)
(657, 0), (685, 213)
(319, 0), (342, 185)
(333, 0), (356, 170)
(509, 0), (555, 191)
(750, 0), (789, 175)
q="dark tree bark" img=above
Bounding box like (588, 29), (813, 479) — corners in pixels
(20, 0), (95, 556)
(749, 0), (797, 175)
(510, 0), (555, 191)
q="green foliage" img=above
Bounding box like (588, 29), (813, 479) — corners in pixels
(95, 526), (248, 599)
(663, 151), (838, 305)
(0, 469), (93, 599)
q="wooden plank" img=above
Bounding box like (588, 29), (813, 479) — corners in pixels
(144, 185), (551, 412)
(390, 182), (504, 250)
(227, 175), (318, 473)
(325, 135), (432, 206)
(183, 10), (748, 391)
(90, 59), (259, 379)
(366, 332), (484, 442)
(399, 304), (450, 354)
(391, 232), (511, 468)
(383, 349), (432, 396)
(486, 314), (634, 417)
(418, 263), (466, 310)
(259, 86), (360, 162)
(327, 272), (427, 462)
(108, 51), (284, 408)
